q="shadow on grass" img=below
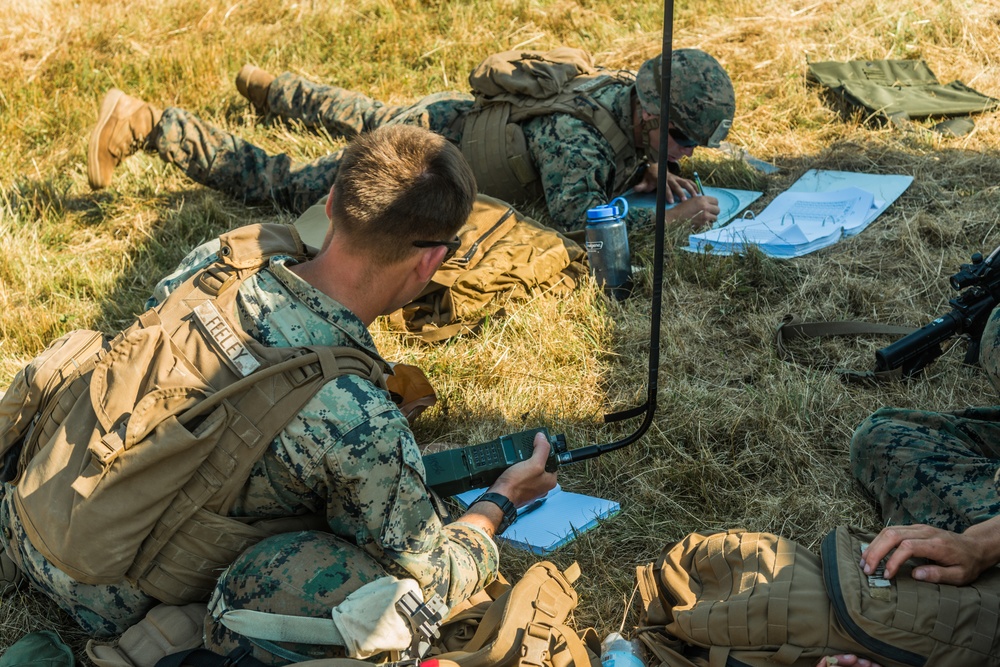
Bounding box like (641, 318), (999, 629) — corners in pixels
(3, 130), (1000, 655)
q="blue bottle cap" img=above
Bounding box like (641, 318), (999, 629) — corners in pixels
(586, 197), (629, 222)
(587, 204), (618, 221)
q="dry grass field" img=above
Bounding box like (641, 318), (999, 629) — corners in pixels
(2, 0), (999, 661)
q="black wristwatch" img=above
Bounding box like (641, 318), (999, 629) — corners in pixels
(473, 492), (518, 535)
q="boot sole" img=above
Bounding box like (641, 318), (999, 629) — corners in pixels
(87, 88), (125, 190)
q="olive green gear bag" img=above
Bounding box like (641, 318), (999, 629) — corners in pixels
(0, 223), (385, 604)
(0, 630), (75, 667)
(806, 59), (1000, 133)
(636, 527), (1000, 667)
(294, 194), (588, 343)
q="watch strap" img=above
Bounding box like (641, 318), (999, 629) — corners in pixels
(473, 492), (517, 535)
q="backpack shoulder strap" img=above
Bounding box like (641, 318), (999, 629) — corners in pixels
(502, 73), (635, 178)
(190, 223), (309, 298)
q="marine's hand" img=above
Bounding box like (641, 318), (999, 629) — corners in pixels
(488, 432), (558, 507)
(631, 165), (697, 204)
(816, 655), (883, 667)
(667, 196), (720, 231)
(632, 162), (658, 194)
(860, 519), (1000, 585)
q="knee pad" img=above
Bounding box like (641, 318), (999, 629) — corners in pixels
(205, 530), (387, 666)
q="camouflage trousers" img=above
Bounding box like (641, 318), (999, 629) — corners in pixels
(0, 483), (156, 637)
(851, 406), (1000, 531)
(206, 530), (388, 666)
(850, 307), (1000, 532)
(154, 74), (474, 214)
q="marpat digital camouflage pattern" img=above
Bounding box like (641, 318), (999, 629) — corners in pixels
(851, 306), (1000, 530)
(635, 49), (735, 148)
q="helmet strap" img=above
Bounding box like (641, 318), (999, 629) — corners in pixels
(641, 117), (660, 163)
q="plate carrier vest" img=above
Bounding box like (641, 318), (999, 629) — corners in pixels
(0, 223), (386, 604)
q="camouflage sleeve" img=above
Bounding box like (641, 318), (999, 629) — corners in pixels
(323, 386), (499, 607)
(626, 205), (654, 229)
(145, 238), (222, 309)
(523, 115), (619, 231)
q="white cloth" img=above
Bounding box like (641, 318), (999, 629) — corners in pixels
(213, 575), (421, 659)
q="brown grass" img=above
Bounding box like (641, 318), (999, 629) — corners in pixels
(2, 0), (1000, 660)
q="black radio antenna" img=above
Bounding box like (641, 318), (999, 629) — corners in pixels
(560, 0), (674, 464)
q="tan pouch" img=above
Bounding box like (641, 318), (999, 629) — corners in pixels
(386, 363), (437, 423)
(87, 603), (206, 667)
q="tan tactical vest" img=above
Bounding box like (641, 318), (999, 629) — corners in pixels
(459, 49), (639, 206)
(0, 223), (386, 604)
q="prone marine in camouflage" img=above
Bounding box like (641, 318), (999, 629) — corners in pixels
(89, 49), (736, 231)
(851, 306), (1000, 531)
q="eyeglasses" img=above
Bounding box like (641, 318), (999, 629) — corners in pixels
(413, 236), (461, 262)
(668, 127), (699, 148)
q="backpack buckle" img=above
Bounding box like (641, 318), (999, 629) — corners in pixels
(396, 589), (447, 658)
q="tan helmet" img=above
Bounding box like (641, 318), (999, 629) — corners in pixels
(635, 49), (735, 148)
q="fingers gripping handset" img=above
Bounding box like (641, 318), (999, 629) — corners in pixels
(422, 427), (567, 498)
(489, 432), (560, 507)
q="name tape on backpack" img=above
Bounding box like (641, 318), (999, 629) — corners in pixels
(194, 301), (261, 376)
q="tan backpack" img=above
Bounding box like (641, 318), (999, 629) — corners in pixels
(0, 223), (385, 604)
(459, 49), (638, 205)
(636, 527), (1000, 667)
(293, 194), (589, 343)
(88, 560), (598, 667)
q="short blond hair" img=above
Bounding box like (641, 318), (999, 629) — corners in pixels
(330, 125), (476, 265)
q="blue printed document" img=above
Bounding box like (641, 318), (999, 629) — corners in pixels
(683, 169), (913, 258)
(455, 485), (620, 555)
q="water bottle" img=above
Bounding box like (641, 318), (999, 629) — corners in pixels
(600, 632), (645, 667)
(585, 197), (632, 300)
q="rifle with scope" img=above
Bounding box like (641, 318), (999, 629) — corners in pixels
(875, 246), (1000, 379)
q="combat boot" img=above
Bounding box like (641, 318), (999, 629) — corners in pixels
(0, 550), (24, 595)
(87, 89), (162, 190)
(235, 65), (276, 114)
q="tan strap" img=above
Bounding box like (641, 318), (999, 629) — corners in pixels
(177, 346), (380, 427)
(437, 562), (580, 667)
(764, 537), (796, 648)
(548, 624), (598, 667)
(970, 586), (1000, 656)
(774, 313), (915, 383)
(931, 585), (962, 643)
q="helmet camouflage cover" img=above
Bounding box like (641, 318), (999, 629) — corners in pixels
(206, 531), (389, 665)
(635, 49), (735, 148)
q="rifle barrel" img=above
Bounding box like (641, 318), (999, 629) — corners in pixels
(874, 310), (963, 374)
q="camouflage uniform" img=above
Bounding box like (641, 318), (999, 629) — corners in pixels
(150, 49), (736, 231)
(0, 243), (499, 637)
(851, 306), (1000, 531)
(154, 75), (645, 230)
(204, 531), (389, 665)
